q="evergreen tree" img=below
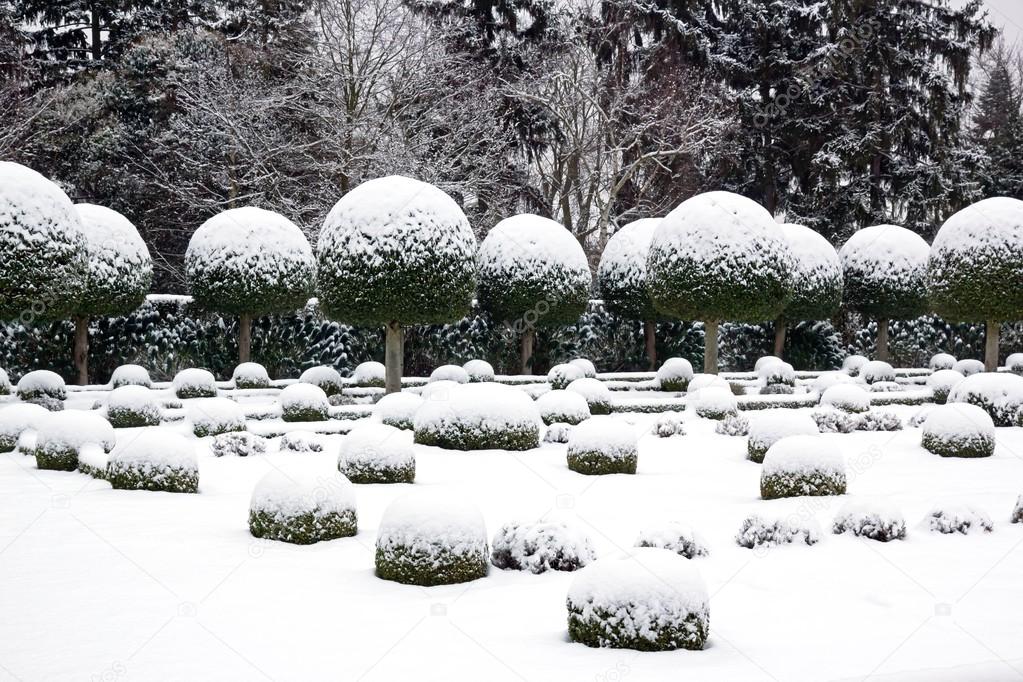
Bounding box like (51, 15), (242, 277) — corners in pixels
(973, 39), (1023, 199)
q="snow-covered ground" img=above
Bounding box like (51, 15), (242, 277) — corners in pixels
(2, 387), (1023, 681)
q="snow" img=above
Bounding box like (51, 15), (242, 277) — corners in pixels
(655, 357), (694, 389)
(74, 203), (151, 296)
(280, 383), (329, 412)
(374, 391), (424, 429)
(430, 364), (469, 384)
(535, 389), (590, 425)
(250, 469), (356, 519)
(172, 368), (217, 395)
(413, 383), (543, 441)
(0, 402), (48, 448)
(688, 373), (729, 393)
(839, 224), (930, 291)
(861, 360), (896, 384)
(569, 359), (597, 379)
(747, 410), (819, 457)
(929, 353), (957, 371)
(462, 359), (495, 382)
(953, 359), (984, 377)
(16, 369), (66, 399)
(761, 435), (844, 478)
(232, 362), (269, 387)
(187, 398), (246, 436)
(352, 361), (385, 386)
(476, 214), (589, 286)
(107, 428), (197, 471)
(35, 410), (116, 453)
(821, 383), (871, 413)
(755, 356), (782, 372)
(566, 417), (636, 458)
(491, 519), (597, 573)
(337, 423), (414, 473)
(565, 377), (612, 405)
(812, 371), (854, 395)
(376, 489), (487, 559)
(110, 363), (151, 388)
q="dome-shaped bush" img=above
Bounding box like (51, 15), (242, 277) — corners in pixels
(820, 384), (870, 413)
(491, 519), (596, 573)
(188, 398), (246, 437)
(929, 353), (957, 371)
(110, 364), (151, 389)
(634, 521), (709, 559)
(249, 470), (357, 544)
(656, 358), (694, 392)
(544, 422), (573, 443)
(565, 378), (612, 415)
(716, 412), (750, 436)
(566, 418), (637, 475)
(927, 369), (965, 405)
(747, 410), (819, 463)
(570, 358), (597, 379)
(429, 364), (469, 384)
(761, 435), (846, 499)
(832, 500), (906, 542)
(774, 223), (843, 357)
(735, 514), (821, 549)
(173, 368), (217, 399)
(477, 214), (590, 374)
(107, 429), (198, 493)
(692, 387), (737, 420)
(548, 363), (585, 390)
(375, 391), (424, 430)
(211, 431), (267, 457)
(648, 192), (792, 373)
(232, 362), (270, 389)
(926, 505), (993, 534)
(0, 403), (48, 452)
(338, 423), (415, 483)
(1008, 353), (1023, 375)
(33, 411), (116, 471)
(0, 368), (9, 396)
(17, 370), (67, 403)
(920, 403), (996, 458)
(375, 489), (489, 586)
(351, 361), (385, 388)
(758, 360), (795, 388)
(861, 360), (895, 385)
(186, 206), (314, 363)
(414, 383), (542, 450)
(536, 389), (590, 426)
(812, 371), (854, 395)
(953, 359), (984, 377)
(948, 372), (1023, 426)
(688, 374), (728, 393)
(280, 383), (330, 422)
(107, 385), (161, 428)
(300, 366), (343, 396)
(653, 411), (686, 437)
(754, 356), (782, 372)
(279, 430), (323, 453)
(462, 359), (495, 383)
(567, 548), (709, 651)
(842, 355), (868, 377)
(317, 176), (476, 393)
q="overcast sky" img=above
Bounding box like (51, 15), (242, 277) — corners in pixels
(971, 0), (1023, 45)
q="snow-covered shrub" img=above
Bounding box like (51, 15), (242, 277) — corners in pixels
(300, 366), (344, 396)
(0, 162), (87, 321)
(929, 353), (957, 371)
(812, 408), (860, 434)
(535, 389), (590, 426)
(758, 360), (795, 388)
(861, 360), (895, 385)
(655, 358), (694, 392)
(351, 361), (385, 388)
(832, 501), (906, 542)
(566, 548), (709, 651)
(249, 470), (357, 544)
(759, 384), (794, 395)
(776, 222), (844, 337)
(462, 359), (495, 383)
(0, 368), (9, 395)
(544, 423), (572, 443)
(232, 362), (270, 389)
(185, 399), (243, 439)
(647, 192), (792, 374)
(106, 385), (161, 428)
(211, 431), (267, 457)
(1007, 353), (1023, 375)
(920, 404), (995, 458)
(110, 364), (151, 389)
(338, 423), (415, 484)
(926, 505), (993, 535)
(812, 371), (854, 395)
(715, 412), (750, 436)
(842, 355), (868, 377)
(279, 430), (323, 453)
(948, 372), (1023, 426)
(548, 363), (585, 390)
(33, 410), (116, 471)
(597, 218), (662, 323)
(856, 410), (903, 432)
(692, 387), (738, 420)
(173, 368), (217, 399)
(419, 380), (457, 402)
(635, 521), (708, 558)
(909, 408), (933, 428)
(653, 412), (686, 437)
(107, 430), (198, 493)
(566, 418), (637, 475)
(570, 358), (597, 378)
(17, 370), (66, 403)
(565, 378), (612, 415)
(280, 383), (330, 422)
(761, 435), (846, 499)
(491, 520), (596, 573)
(868, 381), (902, 393)
(1011, 495), (1023, 524)
(927, 369), (965, 405)
(735, 515), (821, 549)
(430, 364), (469, 384)
(414, 383), (542, 451)
(820, 384), (870, 413)
(953, 359), (984, 377)
(374, 392), (424, 431)
(0, 403), (48, 452)
(746, 410), (819, 463)
(375, 490), (489, 586)
(688, 374), (728, 393)
(754, 356), (781, 372)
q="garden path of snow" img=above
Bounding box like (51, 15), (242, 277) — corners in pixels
(1, 400), (1023, 681)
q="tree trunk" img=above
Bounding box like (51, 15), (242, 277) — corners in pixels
(89, 1), (101, 61)
(876, 318), (889, 362)
(773, 318), (786, 359)
(74, 316), (89, 386)
(704, 320), (718, 375)
(644, 320), (657, 371)
(384, 322), (403, 394)
(985, 320), (1000, 372)
(520, 327), (535, 375)
(238, 313), (252, 364)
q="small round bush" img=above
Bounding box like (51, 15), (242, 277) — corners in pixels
(299, 366), (344, 397)
(375, 490), (489, 586)
(760, 384), (794, 395)
(338, 423), (415, 484)
(857, 410), (903, 432)
(761, 435), (847, 500)
(535, 390), (590, 426)
(812, 372), (855, 395)
(1008, 353), (1023, 375)
(656, 358), (694, 392)
(249, 470), (357, 544)
(755, 355), (782, 373)
(927, 369), (965, 405)
(414, 383), (542, 451)
(566, 418), (637, 475)
(688, 374), (728, 393)
(173, 368), (217, 399)
(188, 398), (246, 437)
(570, 358), (597, 378)
(926, 505), (993, 534)
(544, 423), (573, 443)
(419, 380), (457, 401)
(735, 515), (820, 549)
(953, 359), (984, 377)
(634, 521), (708, 559)
(211, 431), (267, 457)
(860, 360), (895, 385)
(0, 403), (48, 452)
(375, 391), (425, 430)
(948, 372), (1023, 426)
(920, 403), (995, 458)
(758, 360), (795, 388)
(692, 387), (738, 420)
(107, 430), (198, 493)
(567, 548), (709, 651)
(929, 353), (957, 371)
(746, 410), (819, 463)
(280, 383), (330, 422)
(232, 362), (270, 389)
(351, 361), (385, 388)
(565, 378), (613, 416)
(34, 410), (116, 471)
(832, 500), (906, 542)
(430, 364), (469, 384)
(820, 384), (870, 413)
(715, 412), (750, 436)
(491, 520), (596, 573)
(868, 381), (902, 393)
(1011, 495), (1023, 524)
(17, 370), (67, 402)
(279, 430), (323, 453)
(462, 360), (495, 383)
(548, 363), (585, 390)
(0, 368), (9, 395)
(110, 364), (151, 389)
(842, 355), (868, 377)
(653, 412), (686, 437)
(106, 385), (161, 428)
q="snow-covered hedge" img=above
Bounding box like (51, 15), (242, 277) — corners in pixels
(566, 378), (612, 415)
(655, 358), (694, 392)
(188, 397), (246, 437)
(761, 435), (846, 499)
(280, 383), (329, 422)
(34, 410), (115, 471)
(634, 521), (708, 559)
(110, 364), (152, 389)
(948, 372), (1023, 426)
(232, 362), (270, 389)
(746, 410), (819, 463)
(17, 370), (66, 402)
(692, 387), (738, 420)
(107, 430), (198, 493)
(927, 369), (965, 405)
(839, 224), (929, 321)
(535, 390), (590, 426)
(414, 383), (542, 451)
(107, 385), (162, 428)
(832, 500), (906, 542)
(926, 505), (993, 535)
(462, 359), (494, 383)
(735, 515), (820, 549)
(337, 423), (415, 484)
(566, 418), (637, 475)
(566, 549), (709, 651)
(300, 366), (344, 396)
(249, 470), (357, 544)
(920, 404), (996, 458)
(375, 490), (489, 586)
(173, 368), (217, 399)
(779, 223), (843, 321)
(490, 520), (596, 573)
(860, 360), (895, 385)
(352, 361), (385, 388)
(548, 363), (584, 390)
(74, 203), (152, 318)
(820, 384), (870, 413)
(929, 353), (956, 371)
(375, 392), (424, 431)
(597, 218), (662, 321)
(0, 403), (48, 452)
(211, 431), (266, 457)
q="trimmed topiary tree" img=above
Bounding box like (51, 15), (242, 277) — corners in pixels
(249, 471), (357, 544)
(928, 198), (1023, 371)
(774, 223), (843, 359)
(760, 435), (847, 499)
(647, 192), (792, 374)
(413, 383), (542, 451)
(186, 207), (314, 365)
(477, 214), (590, 374)
(317, 177), (476, 393)
(598, 218), (663, 369)
(839, 224), (929, 362)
